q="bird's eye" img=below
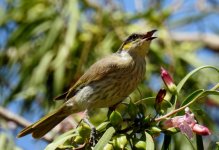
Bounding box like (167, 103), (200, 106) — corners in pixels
(125, 34), (139, 43)
(124, 33), (140, 43)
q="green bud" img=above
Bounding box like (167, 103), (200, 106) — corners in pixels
(103, 143), (113, 150)
(165, 127), (178, 134)
(110, 111), (123, 126)
(74, 135), (84, 144)
(116, 135), (128, 149)
(112, 135), (127, 149)
(150, 127), (162, 134)
(135, 141), (146, 150)
(77, 123), (91, 138)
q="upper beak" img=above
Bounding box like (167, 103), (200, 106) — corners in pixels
(142, 29), (157, 41)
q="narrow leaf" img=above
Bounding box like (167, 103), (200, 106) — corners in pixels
(201, 90), (219, 97)
(96, 121), (110, 132)
(54, 129), (76, 141)
(93, 127), (115, 150)
(145, 132), (154, 150)
(181, 90), (219, 107)
(177, 66), (219, 93)
(181, 89), (204, 107)
(45, 133), (76, 150)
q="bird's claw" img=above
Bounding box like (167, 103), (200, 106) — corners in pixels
(89, 127), (98, 146)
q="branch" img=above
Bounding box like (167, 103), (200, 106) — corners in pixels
(170, 32), (219, 52)
(0, 106), (54, 142)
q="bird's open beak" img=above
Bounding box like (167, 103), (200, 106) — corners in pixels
(141, 29), (157, 41)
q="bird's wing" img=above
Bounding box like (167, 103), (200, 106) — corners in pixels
(54, 54), (130, 100)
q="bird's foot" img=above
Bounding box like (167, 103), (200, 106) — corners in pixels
(89, 127), (98, 146)
(83, 118), (98, 146)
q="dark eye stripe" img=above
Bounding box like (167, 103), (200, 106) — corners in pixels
(125, 34), (139, 43)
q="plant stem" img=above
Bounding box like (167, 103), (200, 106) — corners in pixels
(161, 134), (171, 150)
(155, 83), (218, 122)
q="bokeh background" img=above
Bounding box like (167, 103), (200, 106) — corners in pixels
(0, 0), (219, 149)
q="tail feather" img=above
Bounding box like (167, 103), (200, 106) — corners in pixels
(17, 105), (70, 139)
(32, 115), (66, 138)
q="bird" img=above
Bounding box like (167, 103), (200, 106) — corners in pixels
(17, 30), (157, 139)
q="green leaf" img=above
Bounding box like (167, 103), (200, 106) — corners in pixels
(45, 133), (77, 150)
(135, 97), (156, 105)
(177, 65), (219, 93)
(201, 90), (219, 97)
(30, 51), (54, 85)
(216, 142), (219, 149)
(93, 127), (116, 150)
(128, 101), (138, 119)
(96, 121), (110, 132)
(54, 129), (76, 142)
(145, 132), (154, 150)
(181, 89), (219, 108)
(181, 89), (204, 107)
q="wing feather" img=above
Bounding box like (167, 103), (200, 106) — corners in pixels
(55, 54), (131, 100)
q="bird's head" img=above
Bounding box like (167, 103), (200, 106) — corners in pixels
(119, 30), (157, 57)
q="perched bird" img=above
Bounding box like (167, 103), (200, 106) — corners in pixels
(17, 30), (157, 139)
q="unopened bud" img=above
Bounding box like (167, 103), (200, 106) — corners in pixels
(156, 89), (166, 104)
(165, 127), (178, 134)
(110, 111), (123, 126)
(160, 67), (177, 94)
(74, 135), (84, 144)
(135, 141), (146, 149)
(150, 126), (162, 134)
(104, 143), (113, 150)
(78, 123), (91, 138)
(116, 135), (127, 149)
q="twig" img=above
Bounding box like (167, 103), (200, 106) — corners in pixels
(0, 106), (54, 142)
(170, 32), (219, 52)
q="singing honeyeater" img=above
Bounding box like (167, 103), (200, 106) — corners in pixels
(17, 30), (156, 138)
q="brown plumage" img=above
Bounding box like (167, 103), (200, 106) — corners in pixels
(17, 30), (156, 138)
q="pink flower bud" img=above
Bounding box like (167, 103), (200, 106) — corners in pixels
(192, 124), (211, 136)
(156, 89), (166, 104)
(160, 67), (177, 93)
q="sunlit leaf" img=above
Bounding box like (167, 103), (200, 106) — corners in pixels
(94, 127), (115, 150)
(145, 132), (154, 150)
(45, 133), (77, 150)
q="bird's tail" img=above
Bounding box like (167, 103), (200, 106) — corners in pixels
(17, 105), (73, 139)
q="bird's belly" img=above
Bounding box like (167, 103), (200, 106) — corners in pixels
(73, 83), (120, 109)
(75, 75), (143, 109)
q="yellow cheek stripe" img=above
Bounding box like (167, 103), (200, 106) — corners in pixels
(123, 43), (132, 50)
